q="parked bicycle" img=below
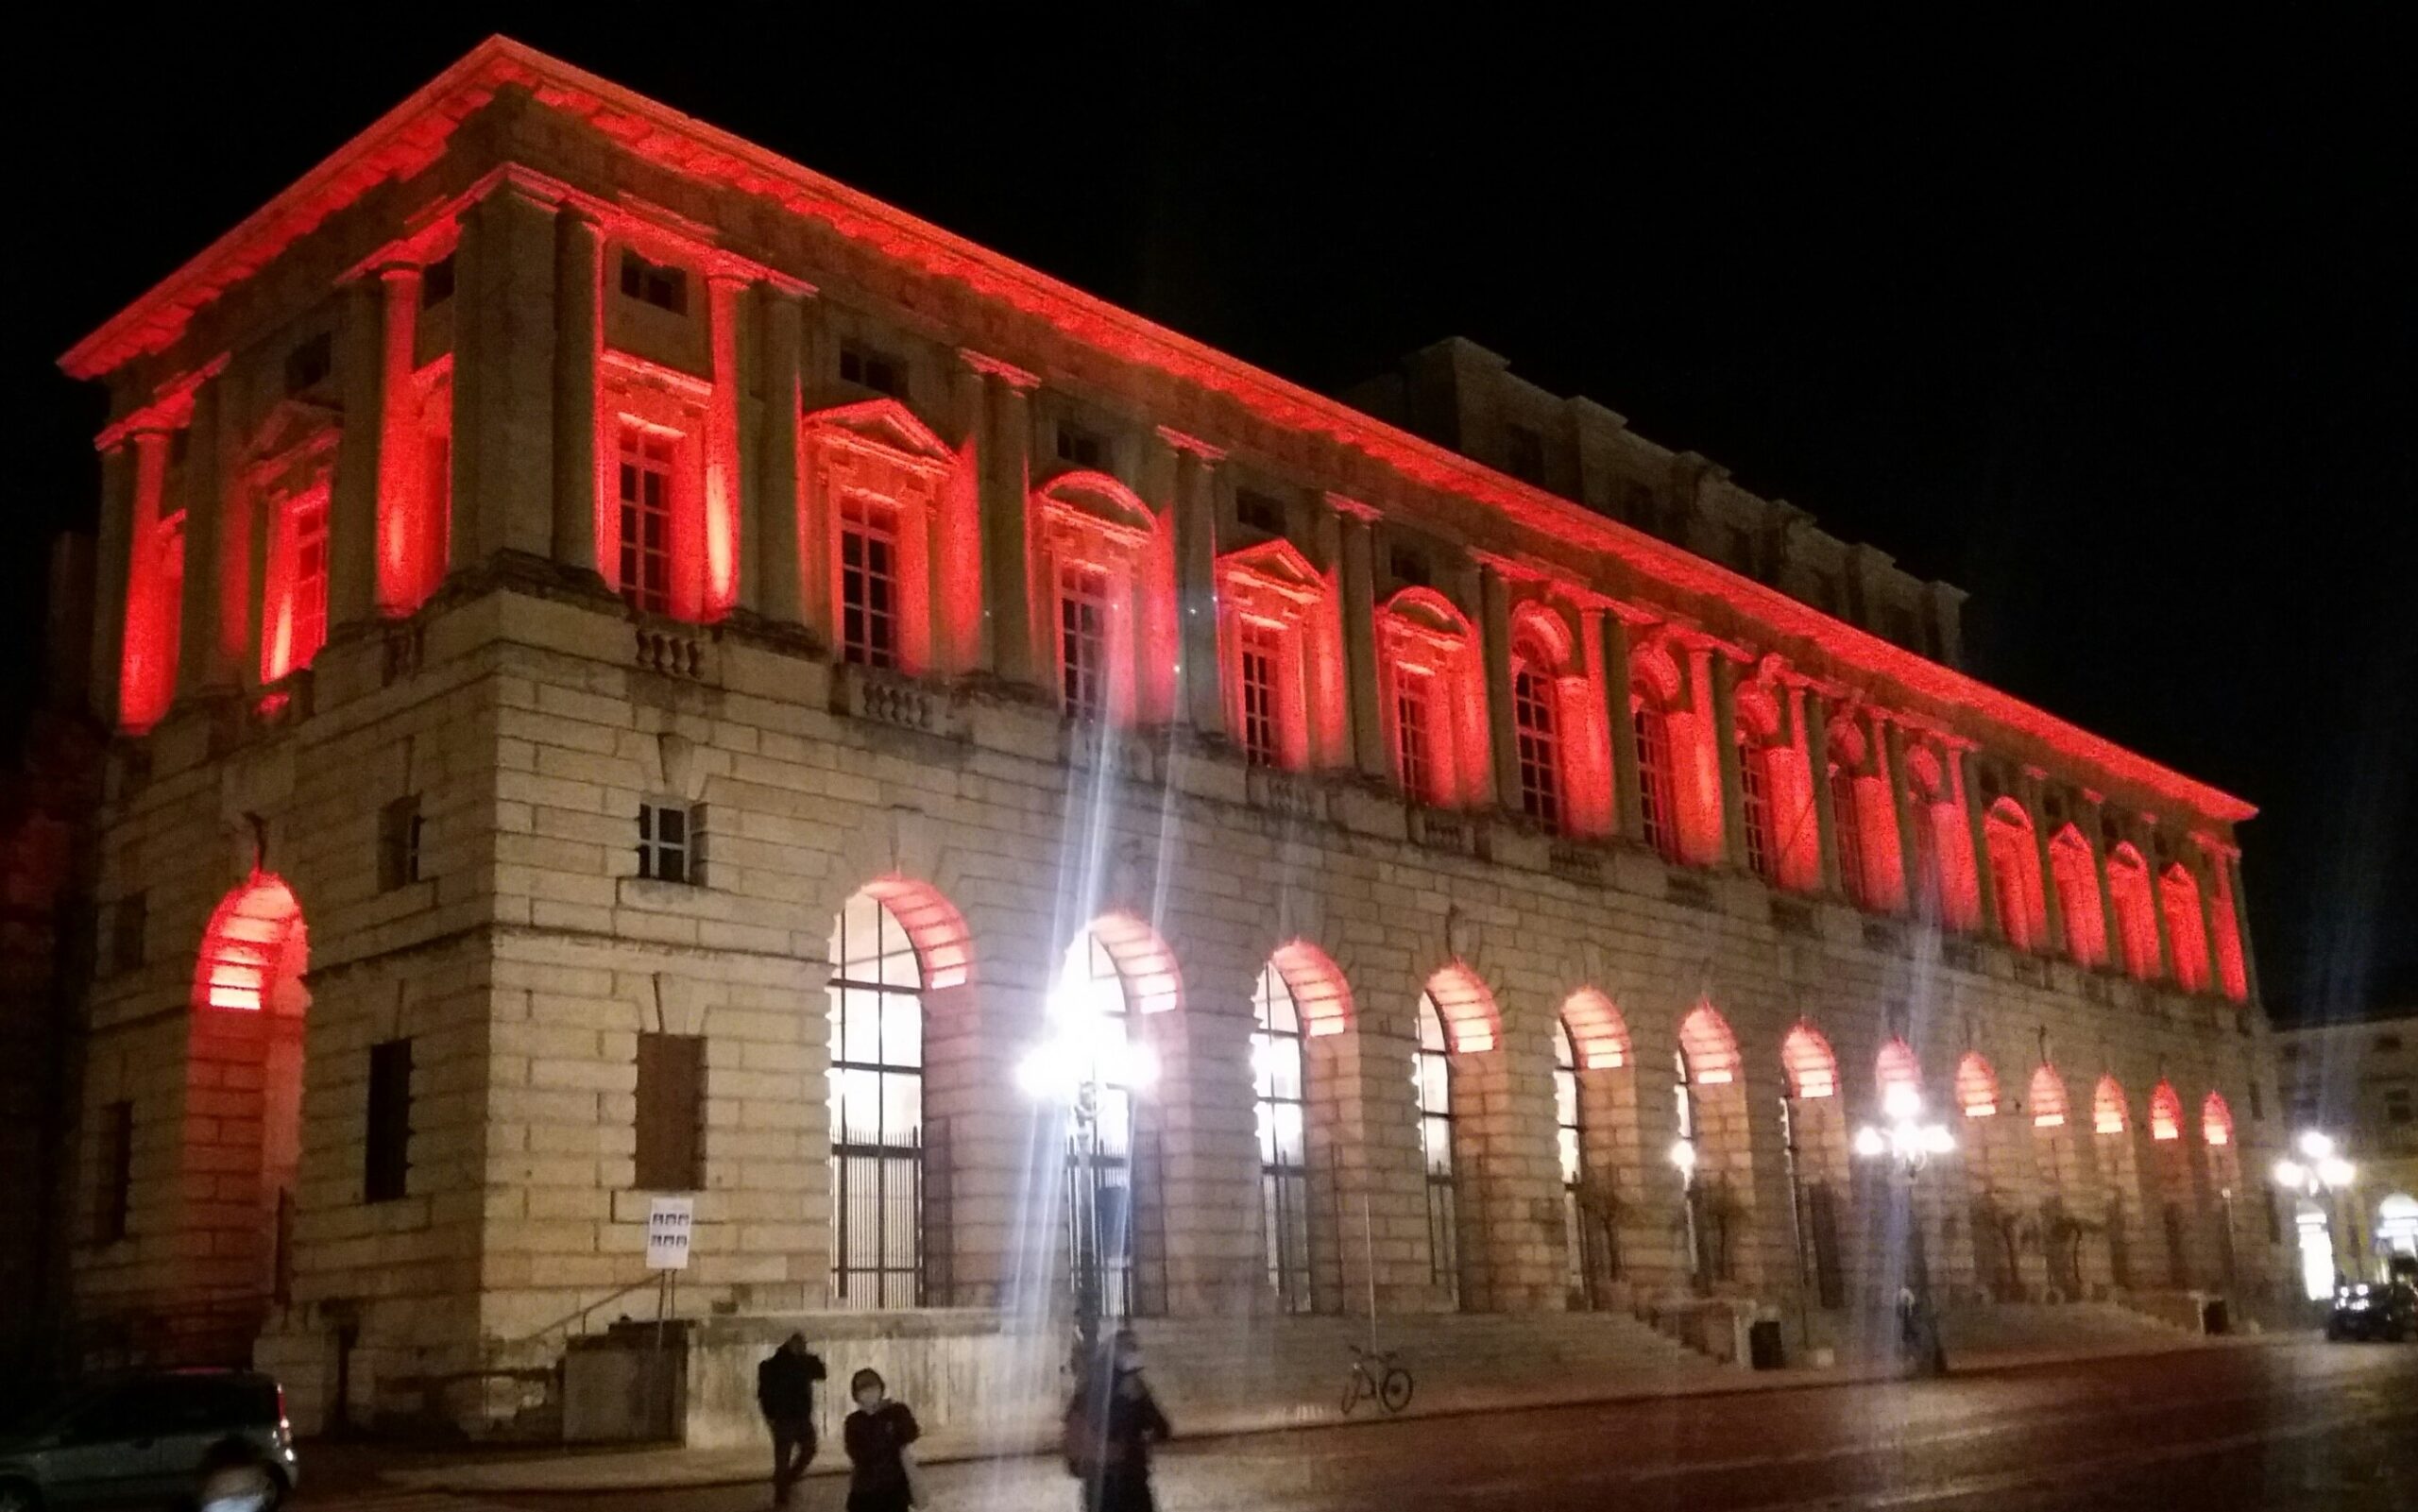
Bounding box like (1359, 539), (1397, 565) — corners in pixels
(1340, 1342), (1414, 1416)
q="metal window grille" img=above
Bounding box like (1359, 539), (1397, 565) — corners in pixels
(618, 430), (675, 615)
(1058, 565), (1109, 718)
(827, 892), (926, 1308)
(1635, 705), (1679, 860)
(1239, 624), (1283, 768)
(1062, 931), (1144, 1317)
(1513, 665), (1560, 828)
(289, 489), (330, 668)
(1414, 995), (1459, 1305)
(1252, 963), (1313, 1313)
(1739, 738), (1774, 880)
(1395, 673), (1434, 804)
(840, 495), (900, 669)
(1554, 1022), (1589, 1306)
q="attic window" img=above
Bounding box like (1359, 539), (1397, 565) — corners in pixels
(422, 253), (455, 306)
(1388, 546), (1430, 587)
(619, 251), (688, 315)
(1505, 424), (1545, 484)
(1235, 490), (1286, 535)
(840, 345), (904, 398)
(283, 332), (332, 396)
(1055, 424), (1105, 469)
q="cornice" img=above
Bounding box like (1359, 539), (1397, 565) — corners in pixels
(958, 348), (1039, 392)
(94, 354), (230, 450)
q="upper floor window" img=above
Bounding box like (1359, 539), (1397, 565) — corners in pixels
(1058, 563), (1110, 719)
(619, 250), (688, 314)
(839, 344), (906, 398)
(1511, 658), (1561, 829)
(284, 332), (332, 396)
(377, 795), (424, 892)
(839, 495), (900, 669)
(1237, 621), (1284, 768)
(1054, 423), (1107, 470)
(2050, 824), (2107, 967)
(1504, 423), (1545, 484)
(262, 487), (331, 683)
(1388, 546), (1431, 588)
(2378, 1034), (2405, 1053)
(618, 429), (676, 616)
(1830, 764), (1869, 907)
(1396, 670), (1439, 806)
(1984, 799), (2047, 950)
(1235, 490), (1286, 536)
(421, 253), (455, 305)
(1634, 700), (1679, 862)
(2161, 864), (2211, 993)
(1737, 735), (1775, 881)
(2106, 843), (2160, 980)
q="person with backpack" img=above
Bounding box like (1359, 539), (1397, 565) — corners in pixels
(1062, 1329), (1170, 1512)
(841, 1368), (925, 1512)
(758, 1331), (829, 1507)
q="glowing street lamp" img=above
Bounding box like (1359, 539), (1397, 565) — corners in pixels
(1855, 1082), (1956, 1376)
(2273, 1130), (2358, 1301)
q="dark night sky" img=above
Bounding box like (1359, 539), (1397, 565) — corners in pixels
(8, 12), (2411, 1020)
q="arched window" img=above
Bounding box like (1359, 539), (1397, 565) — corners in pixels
(191, 872), (310, 1309)
(1379, 588), (1485, 808)
(2106, 843), (2160, 980)
(1677, 1002), (1741, 1085)
(2030, 1063), (2069, 1129)
(827, 891), (928, 1308)
(1559, 989), (1630, 1070)
(1633, 693), (1681, 862)
(1047, 919), (1180, 1317)
(2050, 825), (2106, 968)
(2201, 1091), (2234, 1147)
(1956, 1052), (2001, 1118)
(195, 874), (307, 1014)
(2093, 1075), (2130, 1136)
(1782, 1021), (1839, 1100)
(1984, 799), (2046, 951)
(1554, 1020), (1587, 1303)
(2148, 1080), (2183, 1142)
(1252, 961), (1312, 1313)
(2161, 865), (2211, 994)
(1512, 653), (1563, 830)
(1414, 993), (1460, 1305)
(1876, 1039), (1923, 1113)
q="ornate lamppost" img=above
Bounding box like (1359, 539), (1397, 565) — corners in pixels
(2273, 1130), (2357, 1301)
(1855, 1083), (1956, 1376)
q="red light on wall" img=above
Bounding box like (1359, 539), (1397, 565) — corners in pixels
(194, 873), (303, 1013)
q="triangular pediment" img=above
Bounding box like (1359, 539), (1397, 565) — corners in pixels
(1218, 535), (1323, 591)
(801, 397), (953, 467)
(246, 397), (342, 467)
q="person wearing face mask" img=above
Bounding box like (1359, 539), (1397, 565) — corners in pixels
(842, 1368), (925, 1512)
(1063, 1329), (1171, 1512)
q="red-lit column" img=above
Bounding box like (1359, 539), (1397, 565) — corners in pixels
(552, 208), (603, 585)
(1307, 502), (1347, 766)
(178, 378), (231, 695)
(1604, 613), (1643, 841)
(1881, 715), (1920, 915)
(88, 442), (134, 725)
(1575, 604), (1617, 838)
(2191, 858), (2225, 995)
(117, 426), (175, 732)
(2082, 792), (2122, 967)
(1805, 688), (1843, 894)
(1169, 435), (1223, 735)
(1961, 750), (2001, 940)
(373, 263), (426, 613)
(2221, 852), (2259, 1003)
(963, 352), (1038, 687)
(703, 272), (746, 622)
(329, 277), (385, 633)
(1479, 561), (1520, 814)
(756, 286), (805, 625)
(1333, 497), (1385, 779)
(2146, 833), (2178, 984)
(1711, 654), (1747, 868)
(2023, 769), (2065, 955)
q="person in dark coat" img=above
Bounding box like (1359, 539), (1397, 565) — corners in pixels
(841, 1368), (924, 1512)
(758, 1331), (828, 1507)
(1065, 1329), (1171, 1512)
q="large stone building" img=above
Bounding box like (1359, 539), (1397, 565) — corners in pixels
(58, 38), (2285, 1433)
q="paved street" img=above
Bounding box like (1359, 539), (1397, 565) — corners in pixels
(315, 1339), (2417, 1512)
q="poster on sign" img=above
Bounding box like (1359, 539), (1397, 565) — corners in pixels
(646, 1196), (694, 1270)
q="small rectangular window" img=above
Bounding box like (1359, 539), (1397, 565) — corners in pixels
(421, 254), (455, 306)
(108, 892), (146, 977)
(1235, 490), (1286, 536)
(639, 801), (694, 884)
(1504, 424), (1545, 484)
(378, 795), (424, 892)
(1888, 604), (1922, 650)
(618, 250), (688, 314)
(95, 1100), (133, 1246)
(284, 332), (332, 395)
(365, 1039), (413, 1203)
(2247, 1076), (2264, 1120)
(1388, 546), (1430, 588)
(1055, 424), (1105, 469)
(839, 345), (906, 398)
(635, 1032), (707, 1191)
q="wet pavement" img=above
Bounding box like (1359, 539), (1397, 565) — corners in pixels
(314, 1336), (2417, 1511)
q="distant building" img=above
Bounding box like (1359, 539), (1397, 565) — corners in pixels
(55, 38), (2283, 1434)
(2275, 1011), (2418, 1278)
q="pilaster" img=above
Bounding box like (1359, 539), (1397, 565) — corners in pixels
(374, 263), (428, 614)
(550, 209), (603, 582)
(451, 181), (558, 570)
(179, 379), (230, 695)
(1806, 689), (1842, 894)
(755, 286), (805, 625)
(1961, 750), (2001, 940)
(1479, 561), (1519, 814)
(1604, 614), (1643, 841)
(1334, 500), (1385, 779)
(328, 277), (384, 631)
(89, 442), (134, 725)
(1169, 438), (1222, 735)
(1711, 654), (1746, 868)
(964, 353), (1038, 688)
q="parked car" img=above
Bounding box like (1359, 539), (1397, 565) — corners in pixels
(2324, 1279), (2418, 1342)
(0, 1369), (298, 1510)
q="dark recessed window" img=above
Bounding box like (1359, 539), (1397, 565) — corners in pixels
(422, 253), (455, 306)
(378, 795), (424, 892)
(2386, 1087), (2413, 1126)
(840, 345), (905, 398)
(1620, 483), (1657, 525)
(1888, 604), (1922, 650)
(1388, 546), (1430, 587)
(619, 250), (688, 314)
(284, 332), (332, 395)
(107, 892), (146, 977)
(1504, 424), (1545, 484)
(1055, 424), (1105, 469)
(2377, 1034), (2406, 1053)
(1235, 490), (1286, 535)
(1726, 525), (1755, 572)
(365, 1039), (413, 1204)
(169, 430), (191, 465)
(635, 1032), (706, 1191)
(94, 1100), (133, 1246)
(639, 801), (699, 884)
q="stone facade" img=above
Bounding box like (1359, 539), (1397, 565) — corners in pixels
(56, 39), (2285, 1432)
(2275, 1011), (2418, 1280)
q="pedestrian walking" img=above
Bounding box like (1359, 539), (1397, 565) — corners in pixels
(1063, 1328), (1171, 1512)
(842, 1368), (925, 1512)
(758, 1330), (828, 1507)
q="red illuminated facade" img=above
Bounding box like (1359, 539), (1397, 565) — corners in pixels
(58, 39), (2283, 1432)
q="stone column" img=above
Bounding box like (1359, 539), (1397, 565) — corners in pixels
(551, 209), (603, 583)
(704, 272), (747, 622)
(755, 286), (805, 625)
(1711, 654), (1747, 868)
(1604, 614), (1643, 841)
(1961, 751), (2001, 939)
(2024, 772), (2065, 955)
(374, 264), (426, 613)
(2084, 796), (2122, 965)
(1336, 501), (1385, 779)
(2192, 861), (2224, 993)
(451, 183), (558, 570)
(1479, 562), (1519, 814)
(89, 441), (135, 725)
(119, 427), (175, 730)
(2222, 854), (2261, 1003)
(328, 277), (384, 632)
(2147, 839), (2178, 983)
(1806, 689), (1842, 894)
(1171, 442), (1223, 735)
(179, 379), (230, 695)
(965, 355), (1038, 687)
(1881, 717), (1920, 915)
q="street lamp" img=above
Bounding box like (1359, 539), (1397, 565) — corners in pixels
(2273, 1130), (2357, 1301)
(1855, 1083), (1956, 1376)
(1015, 975), (1158, 1361)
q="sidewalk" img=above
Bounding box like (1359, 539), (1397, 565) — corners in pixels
(385, 1330), (2300, 1496)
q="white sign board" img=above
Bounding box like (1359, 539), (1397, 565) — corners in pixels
(646, 1196), (694, 1270)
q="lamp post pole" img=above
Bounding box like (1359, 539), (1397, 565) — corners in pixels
(2272, 1130), (2358, 1299)
(1856, 1085), (1956, 1378)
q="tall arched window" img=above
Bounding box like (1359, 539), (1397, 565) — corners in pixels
(1055, 925), (1153, 1316)
(1251, 962), (1311, 1313)
(1554, 1020), (1587, 1303)
(1414, 994), (1459, 1305)
(1512, 654), (1563, 830)
(2161, 865), (2211, 994)
(2106, 844), (2160, 980)
(2093, 1075), (2130, 1136)
(1634, 693), (1680, 861)
(2050, 825), (2106, 967)
(827, 892), (926, 1308)
(192, 872), (311, 1310)
(1984, 799), (2046, 950)
(2030, 1063), (2069, 1129)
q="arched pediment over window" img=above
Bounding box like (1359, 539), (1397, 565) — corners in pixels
(1034, 468), (1156, 542)
(1380, 585), (1474, 644)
